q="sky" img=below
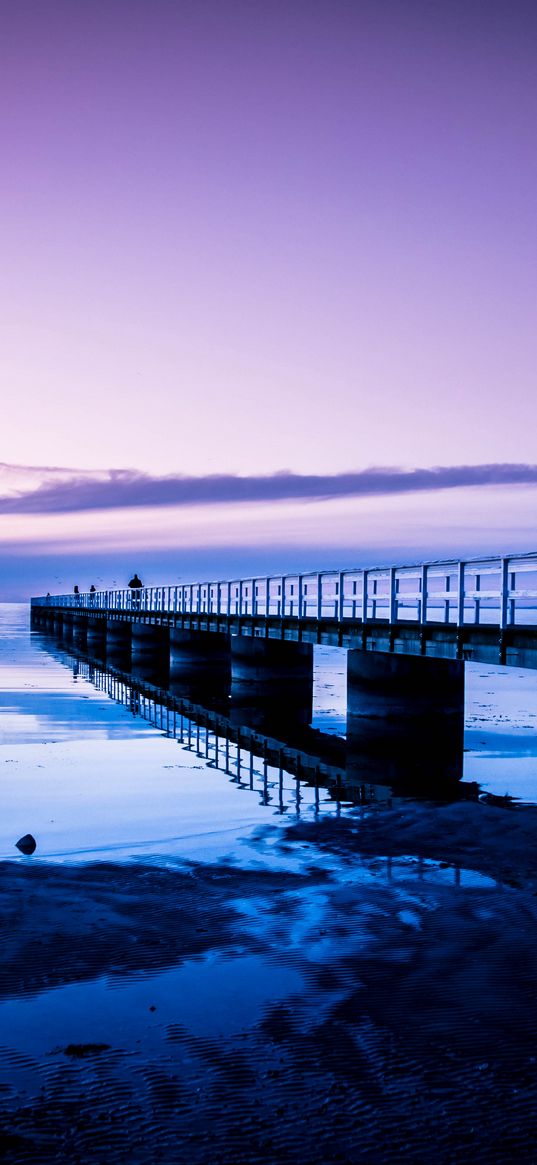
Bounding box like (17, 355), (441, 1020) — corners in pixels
(1, 0), (536, 597)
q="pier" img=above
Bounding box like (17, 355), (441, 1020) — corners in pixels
(30, 551), (537, 789)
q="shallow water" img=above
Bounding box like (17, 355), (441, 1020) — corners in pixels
(0, 605), (354, 864)
(1, 605), (536, 869)
(2, 604), (537, 1162)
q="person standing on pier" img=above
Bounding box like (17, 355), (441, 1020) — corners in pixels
(128, 573), (143, 609)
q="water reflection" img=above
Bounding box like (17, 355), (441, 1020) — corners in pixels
(34, 629), (475, 805)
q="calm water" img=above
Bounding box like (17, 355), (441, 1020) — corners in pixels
(2, 603), (537, 1162)
(1, 605), (536, 866)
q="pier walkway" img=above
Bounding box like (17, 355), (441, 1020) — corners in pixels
(32, 551), (537, 668)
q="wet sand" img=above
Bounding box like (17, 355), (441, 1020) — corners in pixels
(2, 798), (537, 1164)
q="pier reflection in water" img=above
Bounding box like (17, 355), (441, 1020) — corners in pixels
(36, 610), (468, 810)
(47, 644), (381, 819)
(38, 623), (473, 822)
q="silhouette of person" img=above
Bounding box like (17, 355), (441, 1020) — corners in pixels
(73, 584), (81, 606)
(128, 573), (143, 609)
(89, 584), (96, 606)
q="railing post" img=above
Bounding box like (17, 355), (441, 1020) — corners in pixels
(444, 575), (450, 624)
(338, 572), (345, 621)
(361, 570), (368, 623)
(457, 563), (465, 627)
(281, 576), (286, 618)
(252, 578), (257, 616)
(298, 575), (304, 618)
(265, 577), (270, 616)
(317, 573), (323, 621)
(389, 567), (397, 625)
(500, 558), (509, 630)
(420, 565), (428, 624)
(239, 580), (243, 616)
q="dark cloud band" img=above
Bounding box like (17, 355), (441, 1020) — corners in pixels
(1, 463), (537, 515)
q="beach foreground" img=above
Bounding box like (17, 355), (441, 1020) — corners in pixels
(2, 800), (537, 1164)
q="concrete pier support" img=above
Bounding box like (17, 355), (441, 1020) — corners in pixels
(106, 619), (132, 664)
(347, 650), (464, 788)
(31, 608), (49, 632)
(52, 614), (64, 638)
(61, 613), (74, 643)
(130, 623), (170, 683)
(169, 629), (231, 698)
(72, 616), (88, 648)
(230, 636), (313, 732)
(86, 617), (107, 657)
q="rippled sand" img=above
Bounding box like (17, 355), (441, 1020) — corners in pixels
(3, 797), (537, 1164)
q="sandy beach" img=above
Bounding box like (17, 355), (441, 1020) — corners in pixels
(2, 796), (537, 1163)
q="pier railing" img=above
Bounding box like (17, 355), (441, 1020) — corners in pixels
(32, 552), (537, 628)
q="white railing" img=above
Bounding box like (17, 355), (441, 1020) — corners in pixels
(31, 552), (537, 629)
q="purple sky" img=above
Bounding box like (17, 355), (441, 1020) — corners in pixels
(1, 1), (536, 596)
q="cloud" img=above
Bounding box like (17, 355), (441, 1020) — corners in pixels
(1, 461), (537, 515)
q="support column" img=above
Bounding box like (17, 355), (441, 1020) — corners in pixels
(30, 607), (48, 632)
(169, 629), (231, 700)
(52, 613), (64, 638)
(347, 650), (464, 789)
(61, 613), (74, 643)
(106, 619), (132, 665)
(86, 617), (107, 657)
(230, 635), (313, 732)
(72, 615), (88, 648)
(130, 622), (170, 683)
